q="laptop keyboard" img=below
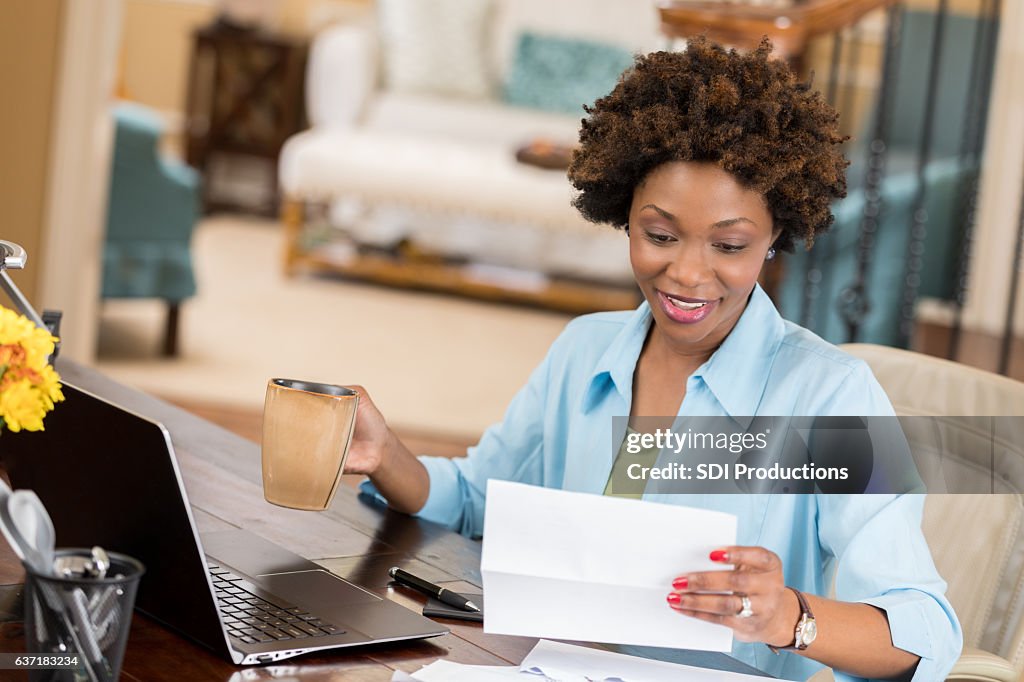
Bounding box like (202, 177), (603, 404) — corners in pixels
(207, 562), (345, 644)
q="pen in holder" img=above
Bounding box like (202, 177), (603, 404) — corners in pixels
(24, 549), (145, 682)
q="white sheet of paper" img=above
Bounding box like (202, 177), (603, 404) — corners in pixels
(481, 480), (737, 650)
(520, 640), (771, 682)
(407, 660), (529, 681)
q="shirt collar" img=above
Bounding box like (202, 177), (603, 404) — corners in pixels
(583, 303), (652, 413)
(582, 284), (786, 416)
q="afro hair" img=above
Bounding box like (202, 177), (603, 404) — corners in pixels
(567, 36), (848, 252)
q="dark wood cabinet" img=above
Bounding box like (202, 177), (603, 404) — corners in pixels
(184, 19), (307, 217)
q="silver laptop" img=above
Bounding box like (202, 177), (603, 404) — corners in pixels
(2, 381), (448, 664)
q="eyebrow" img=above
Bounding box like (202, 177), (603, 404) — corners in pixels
(638, 204), (757, 229)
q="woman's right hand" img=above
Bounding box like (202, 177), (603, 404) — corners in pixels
(342, 385), (396, 476)
(341, 385), (431, 515)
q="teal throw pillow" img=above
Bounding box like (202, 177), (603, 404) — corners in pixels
(503, 32), (635, 116)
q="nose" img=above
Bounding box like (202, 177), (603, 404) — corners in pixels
(665, 243), (714, 289)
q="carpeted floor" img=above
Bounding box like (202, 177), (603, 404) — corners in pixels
(95, 215), (575, 441)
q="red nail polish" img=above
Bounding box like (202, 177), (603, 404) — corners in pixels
(710, 550), (728, 562)
(672, 577), (688, 590)
(666, 593), (681, 605)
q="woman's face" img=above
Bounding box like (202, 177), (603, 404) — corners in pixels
(629, 161), (779, 355)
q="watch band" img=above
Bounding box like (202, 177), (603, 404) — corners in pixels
(768, 587), (815, 653)
(791, 587), (813, 620)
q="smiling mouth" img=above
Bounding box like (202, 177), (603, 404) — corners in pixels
(666, 297), (707, 311)
(655, 290), (719, 324)
(661, 292), (713, 310)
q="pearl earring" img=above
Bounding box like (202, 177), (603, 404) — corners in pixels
(766, 247), (776, 261)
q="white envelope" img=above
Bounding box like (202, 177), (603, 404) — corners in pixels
(481, 480), (737, 650)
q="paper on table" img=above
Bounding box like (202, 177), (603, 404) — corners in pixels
(521, 640), (771, 682)
(481, 480), (737, 650)
(405, 660), (525, 681)
(402, 640), (771, 682)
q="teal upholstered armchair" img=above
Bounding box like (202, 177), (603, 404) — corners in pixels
(102, 102), (200, 356)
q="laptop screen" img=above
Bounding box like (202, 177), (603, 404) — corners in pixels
(1, 382), (230, 657)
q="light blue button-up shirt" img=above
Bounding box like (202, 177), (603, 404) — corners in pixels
(383, 285), (962, 681)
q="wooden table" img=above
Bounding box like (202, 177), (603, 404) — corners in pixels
(657, 0), (893, 71)
(0, 362), (772, 680)
(281, 201), (643, 317)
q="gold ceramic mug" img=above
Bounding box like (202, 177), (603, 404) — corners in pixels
(261, 378), (359, 510)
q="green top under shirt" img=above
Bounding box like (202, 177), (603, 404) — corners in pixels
(603, 427), (660, 498)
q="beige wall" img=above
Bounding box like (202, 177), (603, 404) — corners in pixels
(121, 0), (216, 114)
(121, 0), (370, 119)
(39, 0), (123, 362)
(0, 0), (64, 306)
(963, 0), (1024, 335)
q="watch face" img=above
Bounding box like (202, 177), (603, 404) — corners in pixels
(800, 618), (818, 646)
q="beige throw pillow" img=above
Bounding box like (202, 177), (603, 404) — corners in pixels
(378, 0), (494, 99)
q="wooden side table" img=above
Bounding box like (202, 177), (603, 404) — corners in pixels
(657, 0), (892, 73)
(184, 19), (307, 217)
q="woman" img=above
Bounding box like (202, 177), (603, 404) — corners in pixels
(344, 38), (961, 681)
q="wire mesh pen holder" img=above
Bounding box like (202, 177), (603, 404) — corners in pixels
(24, 550), (145, 682)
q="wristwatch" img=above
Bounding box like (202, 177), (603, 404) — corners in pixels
(769, 587), (817, 653)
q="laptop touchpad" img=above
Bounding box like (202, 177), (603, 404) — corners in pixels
(259, 570), (382, 608)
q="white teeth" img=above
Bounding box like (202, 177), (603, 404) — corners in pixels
(667, 297), (706, 310)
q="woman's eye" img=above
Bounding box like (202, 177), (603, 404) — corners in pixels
(644, 231), (674, 244)
(715, 243), (747, 253)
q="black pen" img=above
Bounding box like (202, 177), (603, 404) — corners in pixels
(388, 566), (481, 612)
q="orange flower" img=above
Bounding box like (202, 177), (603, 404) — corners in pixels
(0, 343), (26, 368)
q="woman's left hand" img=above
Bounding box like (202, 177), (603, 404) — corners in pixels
(666, 546), (800, 647)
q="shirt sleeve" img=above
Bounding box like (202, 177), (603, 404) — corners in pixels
(819, 494), (962, 681)
(817, 359), (962, 680)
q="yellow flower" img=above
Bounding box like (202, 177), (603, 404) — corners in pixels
(0, 307), (36, 345)
(22, 331), (56, 370)
(0, 305), (63, 433)
(0, 378), (46, 432)
(37, 365), (64, 411)
(0, 308), (56, 366)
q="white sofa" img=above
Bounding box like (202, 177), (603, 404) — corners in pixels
(279, 0), (666, 300)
